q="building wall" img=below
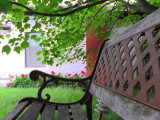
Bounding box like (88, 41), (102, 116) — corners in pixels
(86, 26), (106, 77)
(0, 22), (86, 78)
(0, 46), (86, 78)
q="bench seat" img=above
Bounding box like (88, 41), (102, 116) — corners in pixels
(2, 100), (88, 120)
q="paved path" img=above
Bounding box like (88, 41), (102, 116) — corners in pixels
(0, 79), (10, 86)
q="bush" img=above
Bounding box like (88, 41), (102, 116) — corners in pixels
(11, 74), (43, 88)
(11, 71), (87, 88)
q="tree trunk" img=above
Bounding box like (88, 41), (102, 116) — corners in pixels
(137, 0), (159, 14)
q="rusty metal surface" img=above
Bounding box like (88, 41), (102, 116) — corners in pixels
(93, 25), (160, 110)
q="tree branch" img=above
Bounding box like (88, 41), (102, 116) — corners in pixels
(10, 0), (109, 17)
(85, 1), (115, 32)
(10, 2), (34, 12)
(109, 7), (127, 34)
(136, 0), (159, 14)
(97, 5), (126, 40)
(117, 0), (140, 11)
(76, 8), (90, 32)
(53, 1), (89, 14)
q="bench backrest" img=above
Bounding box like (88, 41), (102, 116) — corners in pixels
(90, 8), (160, 111)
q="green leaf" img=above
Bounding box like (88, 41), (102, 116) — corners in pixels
(0, 35), (4, 39)
(15, 42), (19, 46)
(36, 57), (41, 61)
(0, 0), (12, 13)
(35, 38), (41, 42)
(16, 22), (22, 29)
(35, 51), (42, 56)
(14, 46), (21, 54)
(2, 45), (11, 54)
(23, 16), (30, 23)
(6, 34), (11, 38)
(24, 24), (30, 29)
(9, 38), (16, 44)
(35, 21), (41, 29)
(21, 41), (29, 49)
(8, 29), (12, 33)
(65, 1), (70, 4)
(31, 35), (37, 39)
(31, 29), (36, 33)
(20, 28), (24, 32)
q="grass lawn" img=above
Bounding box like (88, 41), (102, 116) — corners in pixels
(0, 87), (123, 120)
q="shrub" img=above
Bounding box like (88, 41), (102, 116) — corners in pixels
(12, 74), (43, 88)
(11, 71), (87, 88)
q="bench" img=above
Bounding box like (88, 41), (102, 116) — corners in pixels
(2, 8), (160, 120)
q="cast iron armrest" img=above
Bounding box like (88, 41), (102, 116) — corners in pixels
(29, 70), (92, 83)
(19, 40), (108, 105)
(19, 70), (93, 105)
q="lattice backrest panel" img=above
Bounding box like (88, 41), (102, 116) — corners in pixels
(93, 25), (160, 110)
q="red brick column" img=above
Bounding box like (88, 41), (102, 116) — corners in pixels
(86, 25), (106, 76)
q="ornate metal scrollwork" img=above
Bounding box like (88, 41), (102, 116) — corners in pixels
(30, 70), (54, 101)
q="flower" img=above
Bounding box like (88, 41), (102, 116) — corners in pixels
(58, 73), (61, 76)
(37, 77), (41, 81)
(68, 74), (71, 76)
(69, 77), (73, 79)
(11, 76), (14, 78)
(51, 71), (55, 74)
(74, 73), (78, 76)
(10, 80), (12, 82)
(21, 74), (24, 77)
(81, 70), (85, 74)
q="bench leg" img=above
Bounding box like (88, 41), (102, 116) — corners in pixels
(86, 96), (93, 120)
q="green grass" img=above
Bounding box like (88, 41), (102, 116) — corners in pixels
(0, 87), (122, 120)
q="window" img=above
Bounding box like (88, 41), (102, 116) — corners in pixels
(25, 33), (45, 67)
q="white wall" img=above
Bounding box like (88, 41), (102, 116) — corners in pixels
(0, 46), (86, 78)
(0, 22), (86, 78)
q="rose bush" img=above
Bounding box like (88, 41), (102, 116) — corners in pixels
(11, 71), (87, 88)
(11, 74), (43, 88)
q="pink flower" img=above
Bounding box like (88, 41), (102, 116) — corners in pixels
(81, 70), (85, 74)
(58, 73), (61, 76)
(74, 73), (78, 76)
(21, 74), (24, 77)
(37, 77), (41, 81)
(70, 77), (73, 79)
(68, 74), (71, 76)
(51, 71), (55, 74)
(10, 80), (12, 82)
(11, 76), (14, 78)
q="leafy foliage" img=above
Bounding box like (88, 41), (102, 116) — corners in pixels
(2, 45), (11, 54)
(0, 0), (159, 66)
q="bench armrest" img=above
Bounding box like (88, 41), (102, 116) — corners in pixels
(30, 70), (91, 83)
(26, 70), (92, 102)
(19, 40), (108, 104)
